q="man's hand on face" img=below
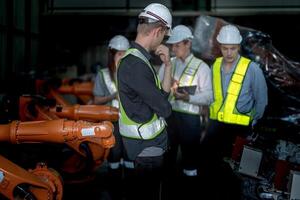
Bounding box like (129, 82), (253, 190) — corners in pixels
(155, 44), (171, 67)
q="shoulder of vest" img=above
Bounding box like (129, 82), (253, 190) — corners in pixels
(212, 57), (223, 65)
(240, 56), (251, 62)
(215, 57), (223, 61)
(122, 48), (138, 58)
(99, 68), (109, 75)
(126, 48), (139, 55)
(100, 66), (109, 70)
(192, 56), (203, 63)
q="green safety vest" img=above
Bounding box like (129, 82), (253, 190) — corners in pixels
(169, 56), (202, 115)
(117, 48), (166, 140)
(209, 56), (254, 126)
(99, 68), (119, 108)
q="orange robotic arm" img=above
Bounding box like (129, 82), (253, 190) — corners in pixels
(48, 89), (71, 106)
(0, 119), (115, 166)
(19, 96), (59, 121)
(56, 82), (94, 104)
(35, 79), (71, 106)
(57, 82), (93, 96)
(19, 96), (119, 122)
(50, 104), (119, 122)
(0, 155), (63, 200)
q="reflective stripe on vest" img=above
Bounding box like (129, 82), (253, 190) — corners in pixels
(170, 56), (202, 115)
(100, 68), (119, 108)
(209, 57), (253, 126)
(118, 48), (166, 140)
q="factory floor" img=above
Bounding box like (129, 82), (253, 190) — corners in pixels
(63, 161), (242, 200)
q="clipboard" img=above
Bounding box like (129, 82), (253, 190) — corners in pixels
(177, 85), (197, 95)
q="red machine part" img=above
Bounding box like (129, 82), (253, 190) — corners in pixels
(19, 96), (59, 121)
(0, 155), (63, 200)
(48, 89), (71, 106)
(57, 82), (93, 96)
(56, 82), (93, 104)
(29, 163), (64, 200)
(35, 79), (71, 106)
(19, 96), (119, 122)
(50, 104), (119, 122)
(0, 119), (115, 166)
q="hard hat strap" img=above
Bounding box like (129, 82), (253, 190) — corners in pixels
(143, 10), (168, 26)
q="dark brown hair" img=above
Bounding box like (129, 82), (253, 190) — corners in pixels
(107, 48), (118, 80)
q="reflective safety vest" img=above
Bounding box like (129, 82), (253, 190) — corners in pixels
(99, 68), (119, 108)
(210, 56), (254, 126)
(118, 48), (166, 140)
(170, 56), (202, 115)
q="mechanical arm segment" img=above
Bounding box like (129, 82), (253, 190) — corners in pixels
(19, 96), (119, 122)
(0, 155), (63, 200)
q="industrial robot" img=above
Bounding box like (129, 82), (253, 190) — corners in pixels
(19, 95), (119, 122)
(0, 119), (115, 199)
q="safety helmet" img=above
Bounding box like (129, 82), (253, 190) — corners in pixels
(216, 24), (242, 44)
(166, 25), (193, 44)
(108, 35), (130, 51)
(138, 3), (172, 36)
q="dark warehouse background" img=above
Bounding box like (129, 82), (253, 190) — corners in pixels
(0, 0), (300, 93)
(0, 1), (300, 200)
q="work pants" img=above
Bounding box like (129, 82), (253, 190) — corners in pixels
(106, 122), (129, 200)
(123, 155), (165, 200)
(166, 111), (202, 176)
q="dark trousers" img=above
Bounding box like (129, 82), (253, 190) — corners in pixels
(107, 122), (125, 164)
(123, 155), (164, 200)
(106, 122), (128, 200)
(166, 111), (202, 174)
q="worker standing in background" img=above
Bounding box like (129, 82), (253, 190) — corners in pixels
(117, 3), (173, 200)
(158, 24), (212, 199)
(91, 35), (130, 200)
(200, 24), (268, 200)
(92, 35), (129, 107)
(158, 25), (212, 177)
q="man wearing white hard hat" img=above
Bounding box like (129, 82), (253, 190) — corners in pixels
(117, 3), (173, 200)
(158, 25), (212, 180)
(200, 24), (268, 199)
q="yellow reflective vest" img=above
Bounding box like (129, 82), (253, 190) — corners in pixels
(118, 48), (166, 140)
(99, 68), (119, 108)
(209, 56), (254, 126)
(169, 56), (202, 115)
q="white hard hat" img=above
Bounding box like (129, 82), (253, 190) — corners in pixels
(139, 3), (172, 36)
(216, 24), (242, 44)
(166, 25), (193, 44)
(108, 35), (130, 51)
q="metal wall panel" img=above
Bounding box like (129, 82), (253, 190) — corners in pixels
(13, 36), (25, 72)
(213, 0), (300, 8)
(53, 0), (127, 8)
(129, 0), (171, 8)
(0, 0), (6, 25)
(14, 0), (25, 30)
(31, 0), (39, 33)
(0, 32), (6, 80)
(52, 0), (171, 8)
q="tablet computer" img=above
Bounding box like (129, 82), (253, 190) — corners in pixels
(177, 85), (197, 95)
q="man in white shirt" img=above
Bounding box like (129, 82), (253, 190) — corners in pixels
(159, 25), (212, 179)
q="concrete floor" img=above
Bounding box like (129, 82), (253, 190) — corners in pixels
(63, 161), (242, 200)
